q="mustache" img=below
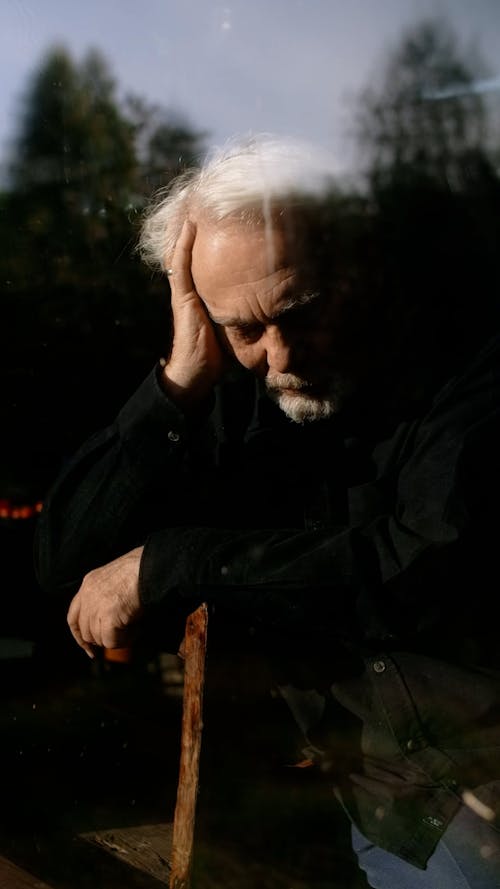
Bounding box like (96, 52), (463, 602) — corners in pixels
(265, 373), (314, 392)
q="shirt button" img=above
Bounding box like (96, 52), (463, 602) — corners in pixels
(167, 430), (180, 443)
(406, 738), (416, 752)
(422, 815), (444, 830)
(372, 660), (386, 674)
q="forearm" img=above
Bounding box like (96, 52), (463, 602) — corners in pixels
(137, 516), (455, 644)
(35, 367), (190, 595)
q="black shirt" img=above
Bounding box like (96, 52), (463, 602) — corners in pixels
(35, 331), (500, 868)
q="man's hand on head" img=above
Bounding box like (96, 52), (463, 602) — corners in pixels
(161, 219), (227, 411)
(67, 547), (144, 657)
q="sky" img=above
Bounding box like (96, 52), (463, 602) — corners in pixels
(1, 0), (500, 174)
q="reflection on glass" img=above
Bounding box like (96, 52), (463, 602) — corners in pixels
(1, 3), (500, 888)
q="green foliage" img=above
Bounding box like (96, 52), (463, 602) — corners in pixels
(0, 46), (206, 484)
(125, 94), (206, 191)
(355, 18), (495, 187)
(353, 17), (500, 341)
(7, 47), (137, 286)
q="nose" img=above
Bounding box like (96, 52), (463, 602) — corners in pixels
(263, 325), (296, 374)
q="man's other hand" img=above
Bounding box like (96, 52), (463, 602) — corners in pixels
(67, 547), (144, 657)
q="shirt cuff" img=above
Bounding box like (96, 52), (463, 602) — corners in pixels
(116, 364), (188, 463)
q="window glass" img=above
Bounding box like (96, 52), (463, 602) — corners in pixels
(1, 3), (499, 887)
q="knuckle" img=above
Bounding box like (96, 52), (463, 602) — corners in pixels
(82, 568), (96, 585)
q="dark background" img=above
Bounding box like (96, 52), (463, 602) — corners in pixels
(1, 15), (500, 888)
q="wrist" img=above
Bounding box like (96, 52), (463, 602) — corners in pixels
(159, 360), (215, 414)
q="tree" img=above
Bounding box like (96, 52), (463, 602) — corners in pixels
(0, 46), (206, 487)
(355, 18), (494, 187)
(350, 19), (500, 412)
(5, 47), (137, 289)
(125, 95), (206, 193)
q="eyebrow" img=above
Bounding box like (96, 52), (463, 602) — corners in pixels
(204, 290), (321, 328)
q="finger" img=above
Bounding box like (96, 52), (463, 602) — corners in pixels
(67, 595), (95, 659)
(169, 220), (197, 304)
(101, 625), (130, 650)
(70, 624), (96, 658)
(89, 610), (103, 649)
(78, 596), (94, 648)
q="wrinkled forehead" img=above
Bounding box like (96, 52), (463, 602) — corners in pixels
(190, 217), (290, 294)
(191, 207), (322, 281)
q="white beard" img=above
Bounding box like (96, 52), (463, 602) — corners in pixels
(265, 373), (353, 423)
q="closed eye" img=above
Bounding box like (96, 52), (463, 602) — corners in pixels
(227, 322), (264, 343)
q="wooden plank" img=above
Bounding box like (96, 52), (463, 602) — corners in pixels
(170, 604), (208, 889)
(81, 605), (208, 888)
(81, 822), (173, 883)
(0, 853), (55, 889)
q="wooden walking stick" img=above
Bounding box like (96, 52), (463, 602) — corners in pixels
(169, 603), (209, 889)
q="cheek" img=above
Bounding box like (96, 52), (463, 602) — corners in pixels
(296, 322), (334, 358)
(313, 327), (337, 352)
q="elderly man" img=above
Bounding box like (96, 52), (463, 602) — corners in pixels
(36, 137), (500, 887)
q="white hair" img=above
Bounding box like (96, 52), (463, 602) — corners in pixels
(138, 135), (339, 271)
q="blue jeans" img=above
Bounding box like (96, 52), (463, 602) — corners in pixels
(352, 803), (500, 888)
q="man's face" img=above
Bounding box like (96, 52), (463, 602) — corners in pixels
(191, 217), (358, 422)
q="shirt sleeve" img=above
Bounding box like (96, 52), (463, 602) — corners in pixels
(35, 365), (192, 597)
(138, 345), (500, 645)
